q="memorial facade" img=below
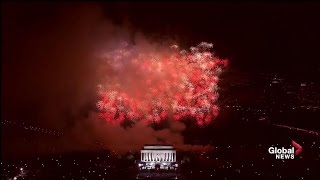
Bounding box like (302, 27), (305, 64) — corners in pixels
(138, 145), (178, 170)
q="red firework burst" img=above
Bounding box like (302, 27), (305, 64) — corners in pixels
(96, 42), (228, 126)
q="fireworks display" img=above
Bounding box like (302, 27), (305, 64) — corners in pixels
(96, 42), (228, 126)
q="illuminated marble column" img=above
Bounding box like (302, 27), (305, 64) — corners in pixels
(149, 152), (151, 161)
(171, 153), (174, 162)
(172, 152), (174, 162)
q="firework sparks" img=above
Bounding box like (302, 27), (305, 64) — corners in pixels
(96, 42), (228, 126)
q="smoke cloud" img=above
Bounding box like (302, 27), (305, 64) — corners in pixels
(2, 2), (213, 157)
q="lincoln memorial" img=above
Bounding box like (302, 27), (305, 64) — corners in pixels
(138, 145), (178, 170)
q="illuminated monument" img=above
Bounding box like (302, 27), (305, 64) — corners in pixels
(138, 144), (178, 170)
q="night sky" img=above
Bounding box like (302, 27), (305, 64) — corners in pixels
(101, 2), (320, 72)
(2, 2), (320, 157)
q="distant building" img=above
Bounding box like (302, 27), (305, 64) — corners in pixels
(138, 144), (178, 170)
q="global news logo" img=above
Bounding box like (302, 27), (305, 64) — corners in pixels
(268, 147), (295, 159)
(268, 140), (302, 160)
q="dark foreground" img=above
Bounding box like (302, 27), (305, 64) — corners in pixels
(2, 123), (319, 180)
(2, 109), (320, 180)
